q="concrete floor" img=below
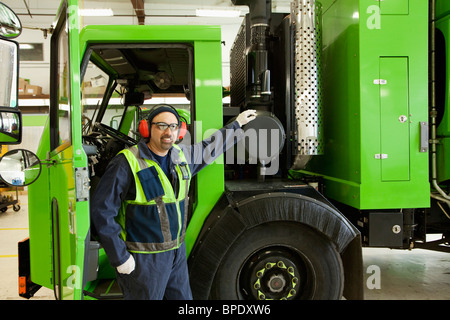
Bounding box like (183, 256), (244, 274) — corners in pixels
(1, 193), (449, 300)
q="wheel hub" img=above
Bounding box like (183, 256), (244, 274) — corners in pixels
(240, 247), (304, 300)
(267, 274), (285, 292)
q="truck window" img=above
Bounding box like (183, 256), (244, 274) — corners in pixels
(99, 82), (127, 130)
(81, 60), (132, 136)
(49, 5), (71, 152)
(81, 60), (110, 134)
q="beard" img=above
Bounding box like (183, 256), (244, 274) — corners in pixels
(160, 134), (174, 150)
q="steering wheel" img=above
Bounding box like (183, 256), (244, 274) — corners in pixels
(94, 122), (137, 147)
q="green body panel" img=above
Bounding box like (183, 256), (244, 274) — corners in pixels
(22, 115), (48, 126)
(29, 125), (83, 299)
(120, 105), (138, 135)
(27, 121), (52, 290)
(48, 145), (77, 300)
(186, 39), (224, 256)
(68, 1), (87, 300)
(298, 0), (430, 209)
(27, 0), (86, 299)
(436, 137), (450, 183)
(379, 57), (410, 181)
(435, 3), (450, 182)
(79, 25), (222, 47)
(436, 0), (450, 20)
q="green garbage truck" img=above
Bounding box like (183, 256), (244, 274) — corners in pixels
(0, 0), (448, 300)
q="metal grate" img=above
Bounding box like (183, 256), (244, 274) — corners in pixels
(230, 19), (248, 108)
(291, 0), (323, 157)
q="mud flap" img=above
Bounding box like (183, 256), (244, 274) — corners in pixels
(341, 234), (364, 299)
(18, 238), (42, 299)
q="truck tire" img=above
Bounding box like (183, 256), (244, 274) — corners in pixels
(209, 221), (344, 300)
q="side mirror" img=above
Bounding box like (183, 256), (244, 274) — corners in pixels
(124, 92), (144, 106)
(0, 2), (22, 39)
(0, 149), (41, 186)
(0, 109), (22, 144)
(0, 38), (19, 109)
(110, 119), (119, 130)
(0, 2), (22, 144)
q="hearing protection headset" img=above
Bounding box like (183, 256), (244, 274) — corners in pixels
(138, 104), (188, 141)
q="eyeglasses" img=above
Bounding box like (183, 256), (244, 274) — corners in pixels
(151, 122), (179, 131)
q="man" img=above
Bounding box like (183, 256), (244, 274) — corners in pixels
(91, 105), (256, 300)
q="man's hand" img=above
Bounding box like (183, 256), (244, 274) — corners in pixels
(236, 109), (257, 127)
(117, 254), (135, 274)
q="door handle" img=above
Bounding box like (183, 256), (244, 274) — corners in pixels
(419, 122), (428, 153)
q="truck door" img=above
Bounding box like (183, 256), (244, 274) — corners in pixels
(47, 0), (79, 299)
(379, 57), (410, 181)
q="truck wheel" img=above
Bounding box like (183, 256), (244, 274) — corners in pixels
(209, 221), (344, 300)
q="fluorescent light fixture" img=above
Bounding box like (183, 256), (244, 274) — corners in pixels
(19, 44), (34, 50)
(196, 9), (241, 18)
(79, 8), (114, 17)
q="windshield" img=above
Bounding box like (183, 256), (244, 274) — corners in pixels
(81, 44), (194, 144)
(81, 60), (132, 135)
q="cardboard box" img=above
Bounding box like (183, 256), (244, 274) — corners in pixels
(24, 84), (42, 96)
(18, 78), (29, 94)
(83, 84), (106, 96)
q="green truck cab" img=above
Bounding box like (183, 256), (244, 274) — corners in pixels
(1, 0), (449, 301)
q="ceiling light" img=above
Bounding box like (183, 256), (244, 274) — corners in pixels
(19, 44), (34, 50)
(196, 9), (241, 18)
(79, 8), (114, 17)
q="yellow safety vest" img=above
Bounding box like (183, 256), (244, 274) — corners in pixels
(116, 144), (191, 253)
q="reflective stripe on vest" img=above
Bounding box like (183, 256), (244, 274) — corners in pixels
(117, 144), (191, 253)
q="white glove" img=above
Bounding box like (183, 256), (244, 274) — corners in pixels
(116, 254), (135, 274)
(236, 109), (257, 127)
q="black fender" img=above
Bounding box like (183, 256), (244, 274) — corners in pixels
(188, 184), (364, 300)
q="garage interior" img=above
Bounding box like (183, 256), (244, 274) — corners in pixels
(0, 0), (449, 300)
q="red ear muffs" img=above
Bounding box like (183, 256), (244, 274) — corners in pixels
(178, 121), (187, 140)
(139, 119), (150, 138)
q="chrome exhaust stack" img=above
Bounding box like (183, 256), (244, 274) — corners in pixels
(290, 0), (323, 169)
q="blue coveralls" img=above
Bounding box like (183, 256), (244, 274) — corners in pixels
(91, 121), (243, 300)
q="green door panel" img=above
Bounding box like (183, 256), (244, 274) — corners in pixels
(379, 57), (410, 181)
